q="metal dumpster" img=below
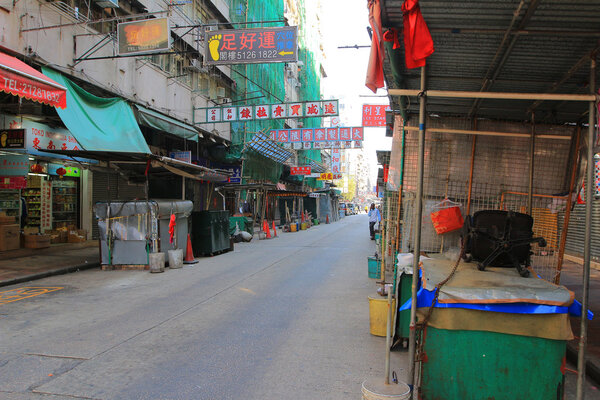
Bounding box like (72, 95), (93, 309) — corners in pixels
(191, 210), (230, 256)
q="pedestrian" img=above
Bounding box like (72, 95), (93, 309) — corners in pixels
(368, 203), (381, 240)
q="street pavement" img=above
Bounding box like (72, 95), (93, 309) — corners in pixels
(0, 215), (406, 399)
(0, 215), (598, 399)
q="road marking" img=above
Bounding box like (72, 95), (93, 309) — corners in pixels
(0, 287), (63, 305)
(238, 287), (256, 295)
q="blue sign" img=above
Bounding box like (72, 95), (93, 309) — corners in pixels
(227, 167), (242, 183)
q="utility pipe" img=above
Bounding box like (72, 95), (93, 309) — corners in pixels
(408, 66), (426, 397)
(384, 284), (393, 385)
(387, 89), (596, 102)
(576, 56), (596, 400)
(402, 126), (570, 140)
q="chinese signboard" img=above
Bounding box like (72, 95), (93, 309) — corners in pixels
(331, 148), (341, 176)
(0, 129), (25, 149)
(362, 104), (391, 127)
(169, 151), (192, 164)
(205, 26), (298, 65)
(203, 100), (338, 123)
(40, 179), (52, 231)
(0, 154), (29, 176)
(290, 166), (311, 176)
(317, 173), (342, 181)
(269, 127), (363, 149)
(118, 18), (171, 56)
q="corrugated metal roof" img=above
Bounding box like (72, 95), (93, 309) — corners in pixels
(380, 0), (600, 124)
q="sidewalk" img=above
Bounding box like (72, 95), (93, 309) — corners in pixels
(0, 240), (100, 288)
(0, 241), (598, 384)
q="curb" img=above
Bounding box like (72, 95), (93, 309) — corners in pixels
(0, 262), (101, 288)
(566, 342), (600, 385)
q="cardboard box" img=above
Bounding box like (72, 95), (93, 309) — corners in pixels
(68, 229), (87, 243)
(0, 215), (16, 225)
(23, 234), (51, 249)
(0, 224), (20, 251)
(46, 230), (67, 244)
(24, 226), (40, 235)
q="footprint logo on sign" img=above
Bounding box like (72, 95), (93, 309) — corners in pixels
(209, 34), (222, 61)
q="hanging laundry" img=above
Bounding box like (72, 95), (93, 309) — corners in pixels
(365, 0), (385, 93)
(169, 214), (176, 244)
(402, 0), (435, 69)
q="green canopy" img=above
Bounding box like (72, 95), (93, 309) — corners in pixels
(134, 104), (198, 142)
(42, 67), (150, 154)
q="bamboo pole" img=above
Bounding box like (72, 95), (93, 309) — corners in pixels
(388, 88), (596, 102)
(527, 113), (536, 214)
(576, 57), (595, 400)
(555, 125), (581, 285)
(408, 66), (426, 397)
(466, 120), (478, 216)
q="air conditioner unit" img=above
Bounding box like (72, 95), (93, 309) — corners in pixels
(216, 86), (226, 98)
(220, 97), (231, 105)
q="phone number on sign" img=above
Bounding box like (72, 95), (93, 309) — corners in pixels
(3, 78), (62, 103)
(231, 50), (280, 60)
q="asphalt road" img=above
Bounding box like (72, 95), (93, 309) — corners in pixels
(0, 214), (405, 400)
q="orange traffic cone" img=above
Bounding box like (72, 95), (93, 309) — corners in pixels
(301, 211), (305, 223)
(272, 221), (277, 237)
(326, 214), (330, 224)
(263, 220), (271, 239)
(183, 233), (198, 264)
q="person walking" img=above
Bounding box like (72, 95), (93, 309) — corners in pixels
(368, 203), (381, 240)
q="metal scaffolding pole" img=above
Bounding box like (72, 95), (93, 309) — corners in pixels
(407, 65), (426, 398)
(576, 56), (596, 400)
(387, 89), (596, 102)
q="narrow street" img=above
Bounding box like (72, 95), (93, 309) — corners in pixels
(0, 215), (406, 400)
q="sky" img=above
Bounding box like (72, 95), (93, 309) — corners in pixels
(319, 0), (392, 186)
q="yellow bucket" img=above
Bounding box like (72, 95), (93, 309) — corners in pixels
(300, 222), (307, 230)
(368, 296), (396, 337)
(290, 223), (297, 232)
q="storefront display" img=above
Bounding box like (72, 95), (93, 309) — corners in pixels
(0, 189), (20, 219)
(52, 178), (78, 229)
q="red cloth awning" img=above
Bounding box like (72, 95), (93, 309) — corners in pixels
(0, 52), (66, 109)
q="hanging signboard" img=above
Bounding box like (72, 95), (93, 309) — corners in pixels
(205, 26), (298, 65)
(118, 18), (171, 56)
(0, 129), (25, 149)
(362, 104), (391, 127)
(202, 100), (338, 123)
(0, 154), (29, 176)
(290, 166), (311, 175)
(169, 151), (192, 163)
(269, 127), (364, 149)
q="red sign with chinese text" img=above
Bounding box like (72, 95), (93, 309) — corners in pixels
(290, 166), (311, 176)
(362, 104), (390, 127)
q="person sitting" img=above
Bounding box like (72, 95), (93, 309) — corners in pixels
(368, 203), (381, 240)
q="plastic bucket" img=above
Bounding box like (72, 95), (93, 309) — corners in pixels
(290, 223), (297, 232)
(368, 296), (396, 337)
(361, 378), (411, 399)
(149, 252), (165, 273)
(300, 222), (307, 230)
(167, 249), (183, 269)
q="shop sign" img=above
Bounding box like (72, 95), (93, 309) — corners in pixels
(226, 166), (242, 183)
(362, 104), (391, 127)
(269, 126), (363, 149)
(0, 129), (25, 149)
(40, 179), (52, 231)
(205, 26), (298, 65)
(0, 176), (27, 189)
(169, 151), (192, 163)
(290, 166), (311, 176)
(318, 172), (333, 180)
(203, 100), (338, 123)
(308, 193), (321, 198)
(0, 154), (29, 176)
(117, 18), (171, 56)
(48, 164), (81, 177)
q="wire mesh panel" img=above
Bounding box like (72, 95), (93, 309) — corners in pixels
(391, 116), (575, 283)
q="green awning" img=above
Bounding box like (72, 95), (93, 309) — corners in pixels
(42, 67), (151, 154)
(134, 104), (199, 142)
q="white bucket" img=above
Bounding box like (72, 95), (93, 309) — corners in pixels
(149, 252), (165, 273)
(361, 378), (411, 400)
(168, 249), (183, 269)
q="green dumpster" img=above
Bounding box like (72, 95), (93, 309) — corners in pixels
(191, 210), (230, 256)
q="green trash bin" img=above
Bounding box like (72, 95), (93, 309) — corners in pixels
(191, 210), (231, 256)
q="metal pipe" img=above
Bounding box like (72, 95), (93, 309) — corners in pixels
(408, 65), (426, 397)
(385, 284), (393, 385)
(555, 126), (582, 284)
(401, 125), (570, 140)
(527, 113), (536, 213)
(576, 56), (596, 400)
(387, 89), (596, 102)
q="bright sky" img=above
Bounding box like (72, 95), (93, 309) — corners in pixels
(320, 0), (392, 186)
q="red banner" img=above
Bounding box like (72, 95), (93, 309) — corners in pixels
(0, 176), (27, 189)
(290, 166), (311, 176)
(0, 52), (66, 109)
